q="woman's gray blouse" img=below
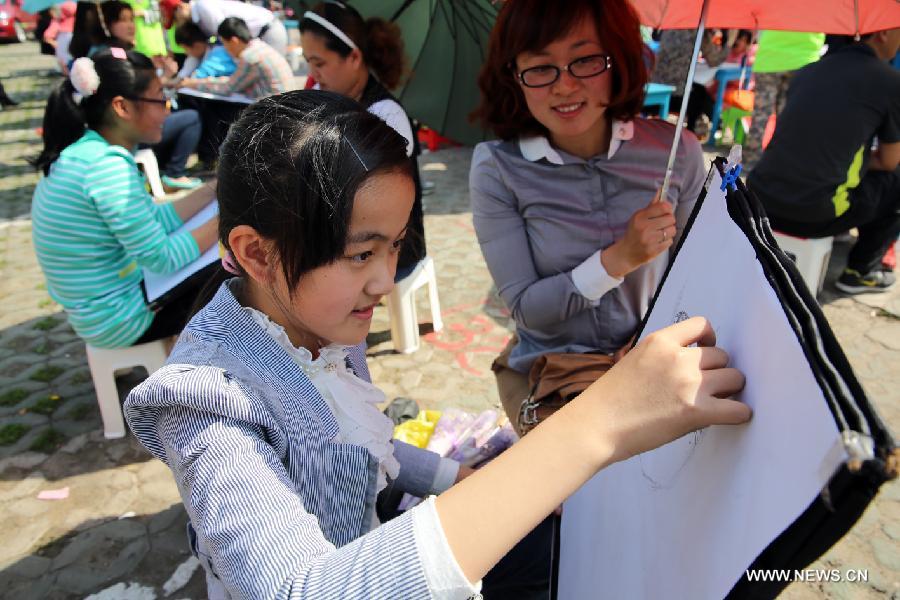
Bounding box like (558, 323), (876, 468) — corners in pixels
(470, 118), (707, 372)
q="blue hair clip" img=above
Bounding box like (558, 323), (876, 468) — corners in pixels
(720, 164), (742, 192)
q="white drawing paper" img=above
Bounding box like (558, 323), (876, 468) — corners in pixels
(177, 87), (254, 105)
(143, 201), (219, 303)
(558, 171), (846, 600)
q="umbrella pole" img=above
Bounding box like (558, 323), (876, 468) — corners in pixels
(659, 0), (711, 202)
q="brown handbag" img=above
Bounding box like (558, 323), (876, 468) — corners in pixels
(518, 351), (617, 434)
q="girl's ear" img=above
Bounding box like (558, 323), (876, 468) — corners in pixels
(229, 224), (276, 285)
(348, 47), (364, 70)
(109, 95), (133, 121)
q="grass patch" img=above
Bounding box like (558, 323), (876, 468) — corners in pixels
(30, 365), (64, 383)
(37, 298), (55, 309)
(66, 403), (92, 421)
(29, 428), (65, 453)
(69, 371), (91, 385)
(0, 423), (30, 445)
(29, 394), (63, 415)
(34, 342), (50, 355)
(875, 308), (900, 321)
(0, 388), (28, 407)
(33, 317), (58, 331)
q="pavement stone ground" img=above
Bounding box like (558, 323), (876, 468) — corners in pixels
(0, 41), (898, 599)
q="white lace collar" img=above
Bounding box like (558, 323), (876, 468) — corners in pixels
(241, 306), (401, 497)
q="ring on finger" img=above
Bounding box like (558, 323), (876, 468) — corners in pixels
(661, 229), (667, 243)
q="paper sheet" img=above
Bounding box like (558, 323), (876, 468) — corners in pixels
(37, 487), (70, 500)
(177, 87), (254, 105)
(143, 201), (219, 303)
(558, 172), (846, 600)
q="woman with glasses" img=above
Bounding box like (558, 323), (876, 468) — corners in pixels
(31, 49), (218, 349)
(471, 0), (708, 435)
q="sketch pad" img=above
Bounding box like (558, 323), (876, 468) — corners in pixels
(558, 163), (897, 600)
(143, 201), (219, 304)
(177, 87), (254, 105)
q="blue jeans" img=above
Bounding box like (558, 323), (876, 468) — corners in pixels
(152, 109), (201, 178)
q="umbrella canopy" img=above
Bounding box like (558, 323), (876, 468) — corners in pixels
(631, 0), (900, 35)
(641, 0), (900, 201)
(351, 0), (498, 146)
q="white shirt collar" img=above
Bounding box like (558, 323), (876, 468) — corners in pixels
(518, 119), (635, 164)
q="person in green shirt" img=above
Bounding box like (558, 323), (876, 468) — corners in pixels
(743, 31), (825, 167)
(124, 0), (168, 57)
(31, 49), (218, 348)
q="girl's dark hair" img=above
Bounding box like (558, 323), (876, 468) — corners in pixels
(736, 29), (753, 45)
(206, 90), (412, 303)
(69, 1), (105, 59)
(300, 1), (406, 90)
(100, 0), (135, 48)
(472, 0), (651, 140)
(175, 21), (209, 47)
(32, 49), (156, 175)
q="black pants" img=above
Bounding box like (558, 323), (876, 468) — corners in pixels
(177, 94), (249, 165)
(378, 488), (555, 599)
(767, 167), (900, 273)
(670, 83), (714, 132)
(481, 515), (556, 600)
(134, 262), (220, 344)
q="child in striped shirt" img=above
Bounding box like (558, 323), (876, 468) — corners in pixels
(125, 90), (750, 599)
(180, 17), (295, 100)
(31, 48), (219, 348)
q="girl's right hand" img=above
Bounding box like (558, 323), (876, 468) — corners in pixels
(437, 317), (748, 585)
(564, 316), (750, 468)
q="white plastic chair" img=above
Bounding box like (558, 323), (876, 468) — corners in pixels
(134, 148), (167, 199)
(773, 231), (834, 296)
(386, 256), (443, 354)
(85, 340), (168, 439)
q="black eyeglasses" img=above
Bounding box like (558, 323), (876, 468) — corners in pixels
(128, 96), (172, 110)
(516, 54), (613, 88)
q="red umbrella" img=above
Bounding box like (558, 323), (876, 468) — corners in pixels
(632, 0), (900, 34)
(632, 0), (900, 199)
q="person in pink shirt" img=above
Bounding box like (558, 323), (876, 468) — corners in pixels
(43, 1), (76, 75)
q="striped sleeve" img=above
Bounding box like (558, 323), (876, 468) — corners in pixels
(132, 369), (435, 599)
(86, 154), (200, 274)
(154, 201), (185, 235)
(194, 58), (258, 96)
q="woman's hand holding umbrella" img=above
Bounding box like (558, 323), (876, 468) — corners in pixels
(601, 193), (677, 278)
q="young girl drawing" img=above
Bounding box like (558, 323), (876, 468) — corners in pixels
(31, 48), (217, 348)
(125, 90), (750, 599)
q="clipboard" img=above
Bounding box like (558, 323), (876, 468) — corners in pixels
(557, 160), (897, 600)
(143, 201), (220, 309)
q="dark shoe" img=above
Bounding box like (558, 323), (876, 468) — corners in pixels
(383, 397), (419, 426)
(834, 268), (896, 294)
(0, 95), (18, 107)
